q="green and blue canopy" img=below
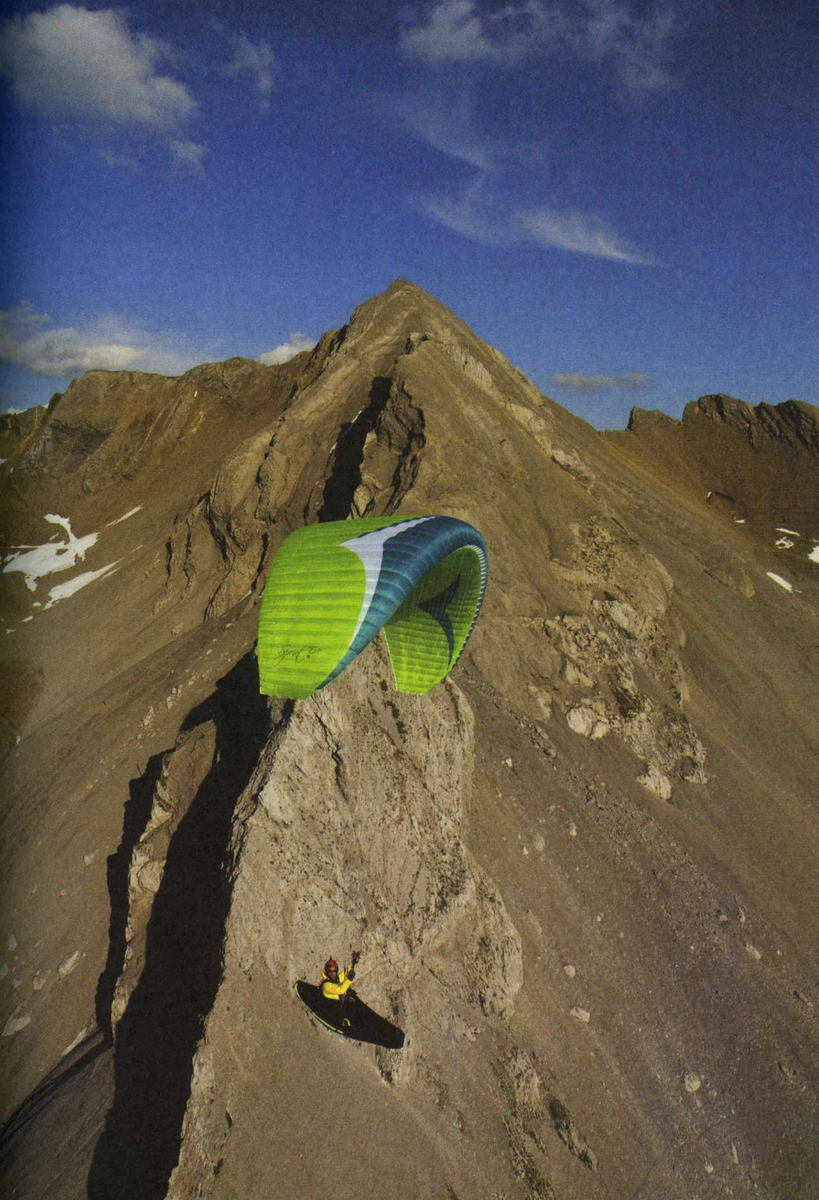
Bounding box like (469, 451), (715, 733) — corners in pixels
(257, 515), (488, 699)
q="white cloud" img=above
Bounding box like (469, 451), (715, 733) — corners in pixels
(552, 371), (653, 391)
(580, 0), (675, 93)
(258, 333), (317, 366)
(0, 5), (204, 166)
(518, 208), (659, 264)
(98, 147), (141, 171)
(415, 179), (658, 263)
(169, 139), (207, 172)
(226, 33), (276, 110)
(400, 0), (676, 93)
(0, 303), (215, 379)
(394, 92), (492, 170)
(401, 0), (551, 65)
(415, 174), (517, 244)
(0, 6), (197, 128)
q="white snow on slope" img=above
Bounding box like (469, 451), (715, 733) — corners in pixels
(107, 506), (142, 527)
(766, 572), (793, 593)
(45, 562), (121, 609)
(775, 537), (795, 550)
(810, 545), (819, 565)
(776, 528), (800, 537)
(2, 515), (98, 591)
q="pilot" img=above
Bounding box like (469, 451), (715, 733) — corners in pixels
(321, 951), (359, 1000)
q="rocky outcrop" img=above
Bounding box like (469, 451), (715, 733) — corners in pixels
(686, 394), (819, 455)
(102, 640), (523, 1197)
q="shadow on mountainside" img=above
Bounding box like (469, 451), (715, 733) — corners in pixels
(87, 652), (271, 1200)
(95, 752), (166, 1040)
(317, 375), (391, 522)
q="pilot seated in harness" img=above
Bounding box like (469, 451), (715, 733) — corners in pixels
(320, 951), (360, 1000)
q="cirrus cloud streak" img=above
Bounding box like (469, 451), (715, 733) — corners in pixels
(415, 179), (658, 264)
(552, 371), (653, 391)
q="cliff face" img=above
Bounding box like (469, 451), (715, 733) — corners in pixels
(1, 281), (818, 1200)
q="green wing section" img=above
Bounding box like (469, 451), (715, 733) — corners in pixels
(384, 544), (485, 693)
(257, 515), (487, 699)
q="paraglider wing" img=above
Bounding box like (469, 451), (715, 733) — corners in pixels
(257, 515), (487, 699)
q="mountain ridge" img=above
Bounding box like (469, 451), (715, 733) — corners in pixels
(1, 280), (817, 1200)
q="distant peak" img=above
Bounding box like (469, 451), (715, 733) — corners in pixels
(627, 406), (679, 432)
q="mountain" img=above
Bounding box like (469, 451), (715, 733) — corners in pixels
(1, 280), (817, 1200)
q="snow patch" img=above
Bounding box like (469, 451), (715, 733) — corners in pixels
(775, 537), (795, 550)
(45, 562), (121, 609)
(61, 1025), (90, 1057)
(809, 545), (819, 565)
(776, 528), (800, 537)
(766, 572), (793, 593)
(2, 514), (98, 591)
(107, 506), (142, 527)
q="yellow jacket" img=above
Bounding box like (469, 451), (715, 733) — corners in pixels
(321, 960), (356, 1000)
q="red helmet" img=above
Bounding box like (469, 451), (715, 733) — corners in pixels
(324, 958), (338, 975)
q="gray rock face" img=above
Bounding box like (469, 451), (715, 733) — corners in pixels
(1, 280), (818, 1200)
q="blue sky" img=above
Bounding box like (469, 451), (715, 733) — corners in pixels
(0, 0), (816, 428)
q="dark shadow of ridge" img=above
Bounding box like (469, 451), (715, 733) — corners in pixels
(95, 752), (166, 1040)
(87, 652), (272, 1200)
(318, 376), (391, 522)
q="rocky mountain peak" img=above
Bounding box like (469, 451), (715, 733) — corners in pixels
(1, 283), (817, 1200)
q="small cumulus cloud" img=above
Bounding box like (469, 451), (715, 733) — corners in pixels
(552, 371), (653, 391)
(0, 5), (202, 164)
(0, 303), (215, 378)
(225, 33), (276, 110)
(258, 333), (316, 366)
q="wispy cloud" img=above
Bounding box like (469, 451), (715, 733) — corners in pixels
(0, 303), (215, 378)
(415, 179), (658, 263)
(225, 33), (276, 111)
(519, 208), (659, 264)
(400, 0), (553, 65)
(397, 5), (670, 263)
(169, 138), (207, 173)
(393, 92), (492, 170)
(579, 0), (676, 94)
(552, 371), (653, 391)
(401, 0), (677, 94)
(258, 333), (316, 366)
(0, 5), (203, 166)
